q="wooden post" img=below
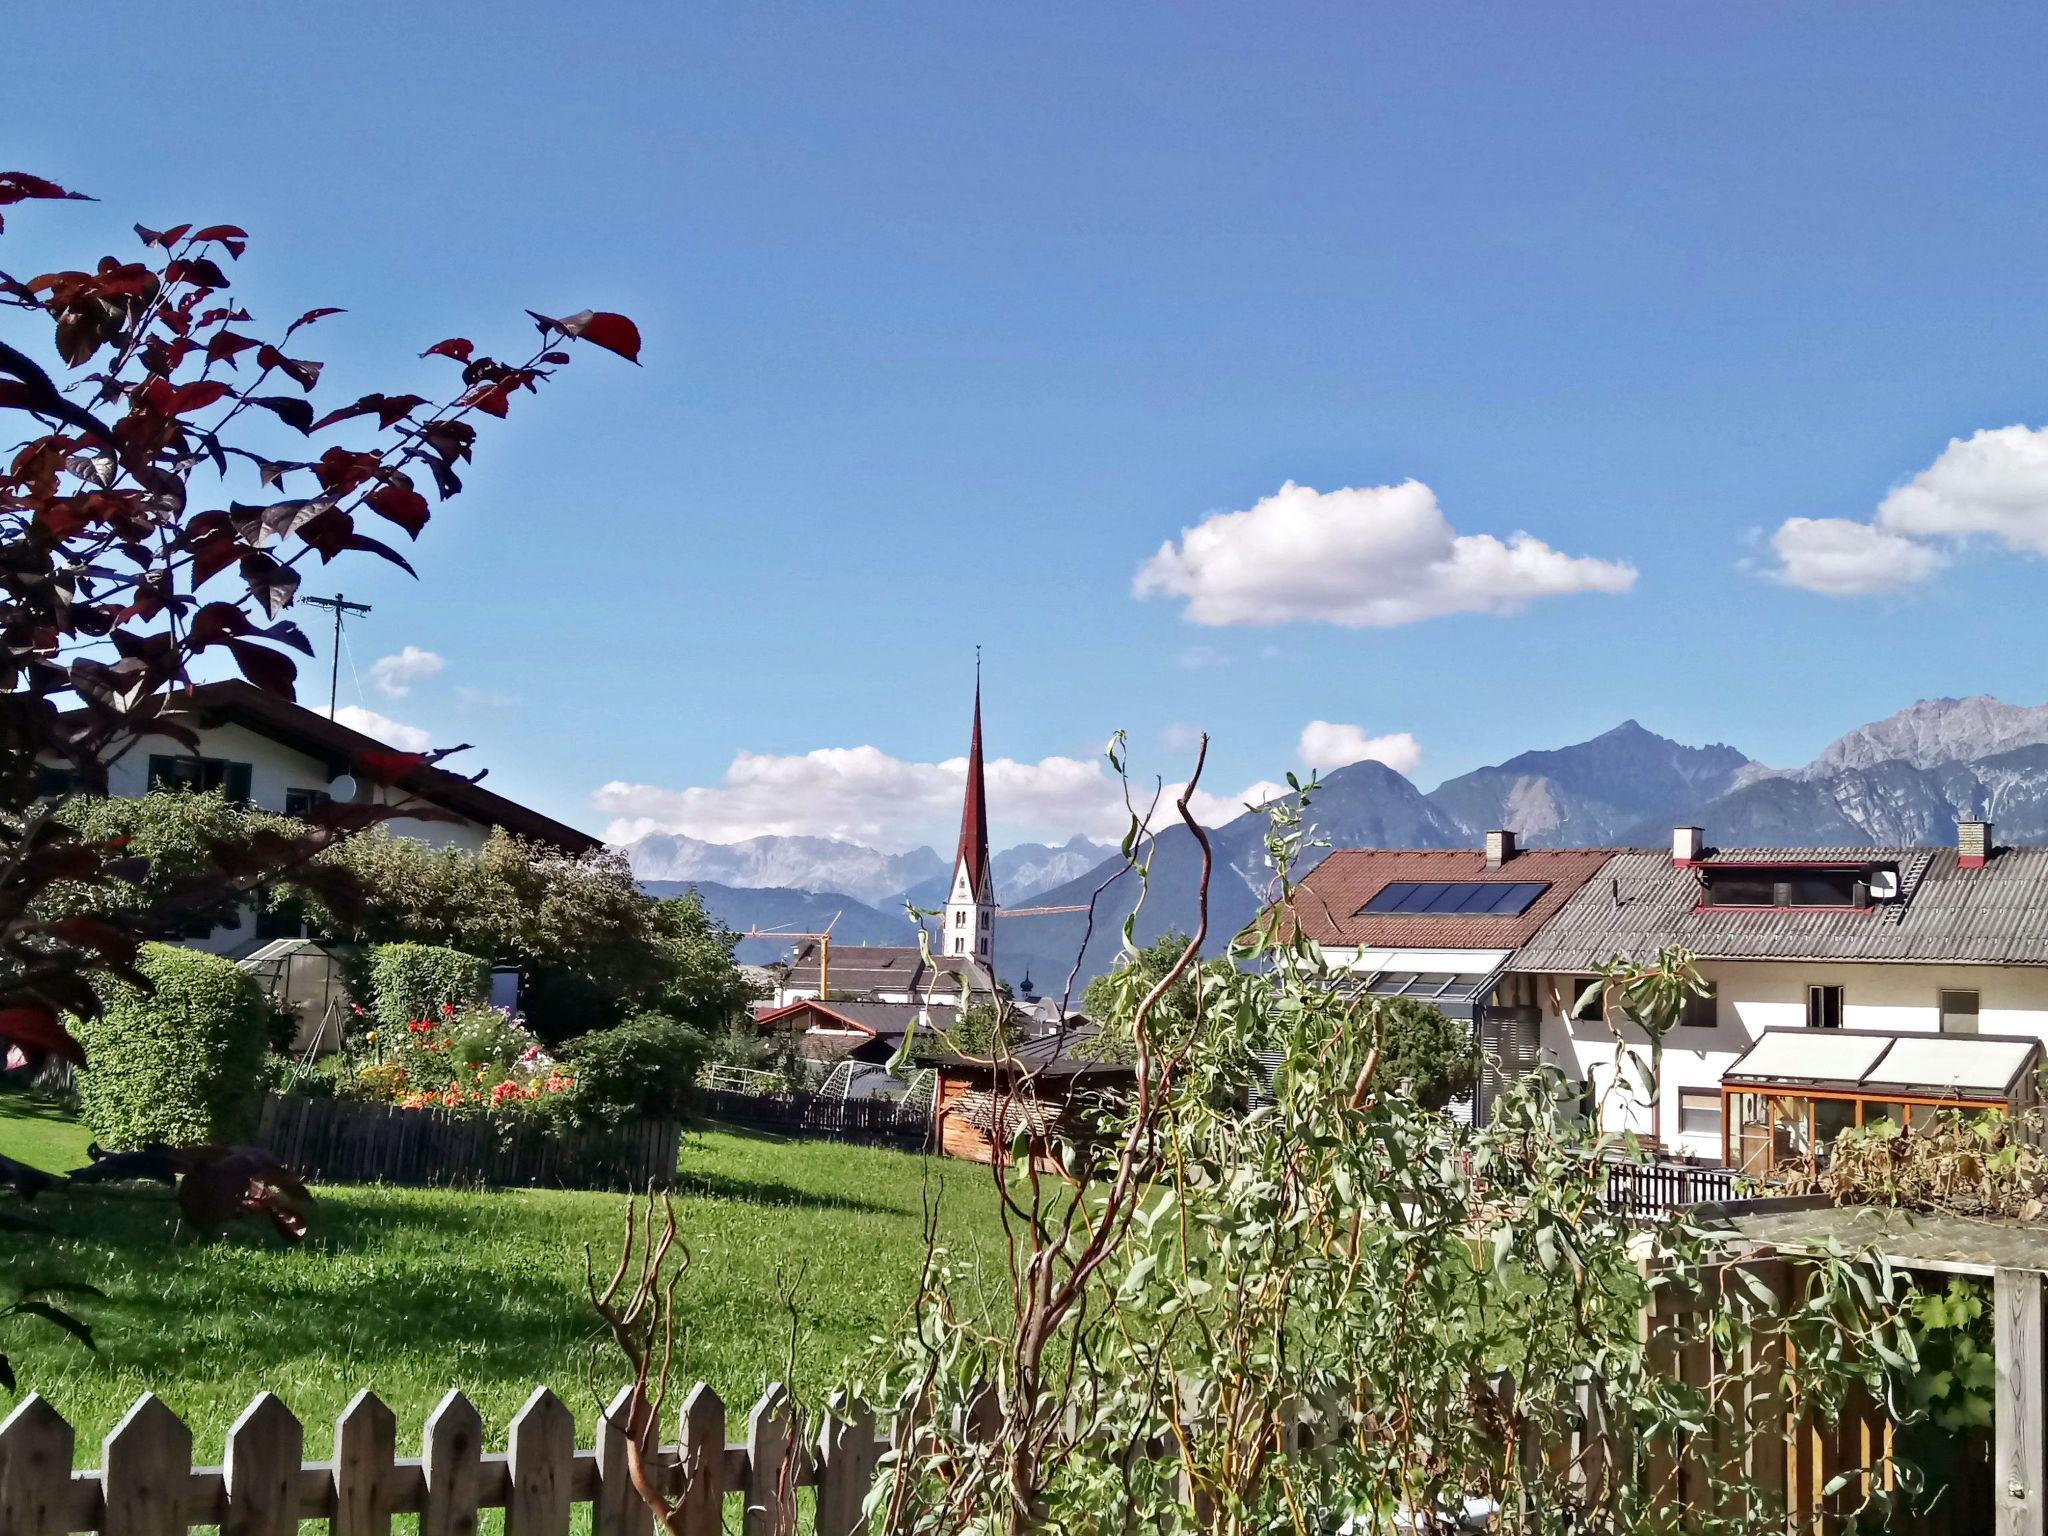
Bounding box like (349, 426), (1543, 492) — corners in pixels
(334, 1390), (398, 1536)
(0, 1394), (75, 1536)
(224, 1392), (303, 1536)
(815, 1392), (880, 1536)
(420, 1390), (483, 1536)
(507, 1386), (576, 1536)
(103, 1395), (192, 1536)
(1998, 1267), (2046, 1536)
(745, 1384), (796, 1536)
(678, 1384), (728, 1536)
(595, 1385), (656, 1536)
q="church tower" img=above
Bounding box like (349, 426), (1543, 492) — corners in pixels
(944, 674), (996, 965)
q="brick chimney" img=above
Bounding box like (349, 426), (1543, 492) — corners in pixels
(1959, 819), (1992, 870)
(1672, 826), (1705, 866)
(1485, 829), (1517, 868)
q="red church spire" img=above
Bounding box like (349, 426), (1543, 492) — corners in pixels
(955, 667), (990, 898)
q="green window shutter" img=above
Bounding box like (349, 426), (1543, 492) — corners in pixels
(224, 761), (254, 805)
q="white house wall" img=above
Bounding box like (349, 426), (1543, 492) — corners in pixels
(106, 722), (488, 851)
(94, 721), (488, 957)
(1531, 959), (2048, 1161)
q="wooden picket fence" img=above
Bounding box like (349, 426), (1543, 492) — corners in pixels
(1, 1256), (2023, 1533)
(0, 1381), (879, 1535)
(254, 1093), (681, 1192)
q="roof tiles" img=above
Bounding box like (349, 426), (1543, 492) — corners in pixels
(1510, 845), (2048, 971)
(1275, 849), (1620, 951)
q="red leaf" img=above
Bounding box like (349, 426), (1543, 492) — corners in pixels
(357, 749), (428, 781)
(365, 483), (429, 538)
(204, 331), (261, 367)
(0, 1005), (84, 1066)
(531, 308), (642, 364)
(256, 345), (322, 392)
(191, 223), (249, 258)
(462, 382), (512, 418)
(286, 306), (345, 336)
(246, 395), (314, 434)
(0, 172), (91, 206)
(422, 337), (474, 363)
(226, 639), (297, 696)
(164, 256), (231, 291)
(165, 379), (231, 416)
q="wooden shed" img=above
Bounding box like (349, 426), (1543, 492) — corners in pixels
(930, 1024), (1132, 1166)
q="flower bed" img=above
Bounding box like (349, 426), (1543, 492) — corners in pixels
(346, 1002), (576, 1117)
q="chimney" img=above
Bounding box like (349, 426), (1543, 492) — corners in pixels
(1485, 829), (1517, 868)
(1959, 819), (1992, 870)
(1672, 826), (1705, 866)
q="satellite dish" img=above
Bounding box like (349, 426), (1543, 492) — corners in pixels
(328, 773), (359, 803)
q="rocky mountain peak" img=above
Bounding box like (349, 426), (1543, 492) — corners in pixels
(1802, 695), (2048, 778)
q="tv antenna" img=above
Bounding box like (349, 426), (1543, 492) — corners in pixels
(302, 594), (372, 719)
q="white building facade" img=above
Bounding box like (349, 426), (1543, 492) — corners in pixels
(1509, 822), (2048, 1162)
(49, 679), (598, 957)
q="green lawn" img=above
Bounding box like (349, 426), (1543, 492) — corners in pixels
(0, 1091), (1021, 1454)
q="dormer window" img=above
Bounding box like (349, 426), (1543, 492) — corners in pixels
(1699, 866), (1888, 909)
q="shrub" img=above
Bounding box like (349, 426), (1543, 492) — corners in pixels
(367, 943), (488, 1029)
(563, 1013), (710, 1127)
(1371, 996), (1480, 1110)
(73, 943), (271, 1149)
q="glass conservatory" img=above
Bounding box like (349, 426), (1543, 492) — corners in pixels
(1720, 1028), (2043, 1176)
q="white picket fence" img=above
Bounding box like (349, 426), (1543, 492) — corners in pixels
(0, 1381), (882, 1535)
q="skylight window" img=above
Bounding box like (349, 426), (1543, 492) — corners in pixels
(1359, 881), (1549, 917)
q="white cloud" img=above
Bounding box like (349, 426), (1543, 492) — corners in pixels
(456, 685), (516, 710)
(1770, 517), (1945, 597)
(592, 744), (1288, 849)
(1876, 425), (2048, 553)
(1768, 425), (2048, 596)
(1134, 479), (1636, 628)
(334, 705), (433, 753)
(368, 645), (445, 699)
(1297, 720), (1423, 776)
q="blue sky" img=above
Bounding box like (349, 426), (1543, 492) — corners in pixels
(13, 4), (2048, 851)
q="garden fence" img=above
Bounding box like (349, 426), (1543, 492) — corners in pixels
(1598, 1157), (1739, 1221)
(3, 1243), (2034, 1536)
(254, 1094), (680, 1193)
(698, 1087), (931, 1151)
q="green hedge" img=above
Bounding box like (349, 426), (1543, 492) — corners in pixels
(368, 943), (488, 1029)
(562, 1013), (710, 1128)
(74, 942), (271, 1150)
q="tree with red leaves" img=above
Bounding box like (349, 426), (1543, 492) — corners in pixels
(0, 170), (640, 1071)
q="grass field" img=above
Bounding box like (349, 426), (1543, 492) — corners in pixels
(0, 1090), (1020, 1453)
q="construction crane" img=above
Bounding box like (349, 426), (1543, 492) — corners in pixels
(742, 914), (842, 999)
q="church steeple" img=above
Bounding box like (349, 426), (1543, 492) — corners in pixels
(945, 663), (995, 964)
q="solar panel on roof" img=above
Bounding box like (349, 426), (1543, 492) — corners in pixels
(1360, 881), (1549, 917)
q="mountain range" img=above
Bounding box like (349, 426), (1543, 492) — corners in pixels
(625, 694), (2048, 988)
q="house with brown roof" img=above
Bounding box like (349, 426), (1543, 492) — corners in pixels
(1272, 831), (1619, 1121)
(1508, 820), (2048, 1163)
(46, 678), (597, 956)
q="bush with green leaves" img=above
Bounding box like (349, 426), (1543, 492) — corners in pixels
(367, 943), (488, 1029)
(561, 1013), (710, 1127)
(840, 773), (1933, 1535)
(1368, 994), (1480, 1110)
(72, 943), (270, 1150)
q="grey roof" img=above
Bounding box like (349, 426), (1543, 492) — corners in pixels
(1703, 1197), (2048, 1278)
(777, 944), (996, 998)
(1509, 844), (2048, 971)
(769, 998), (958, 1038)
